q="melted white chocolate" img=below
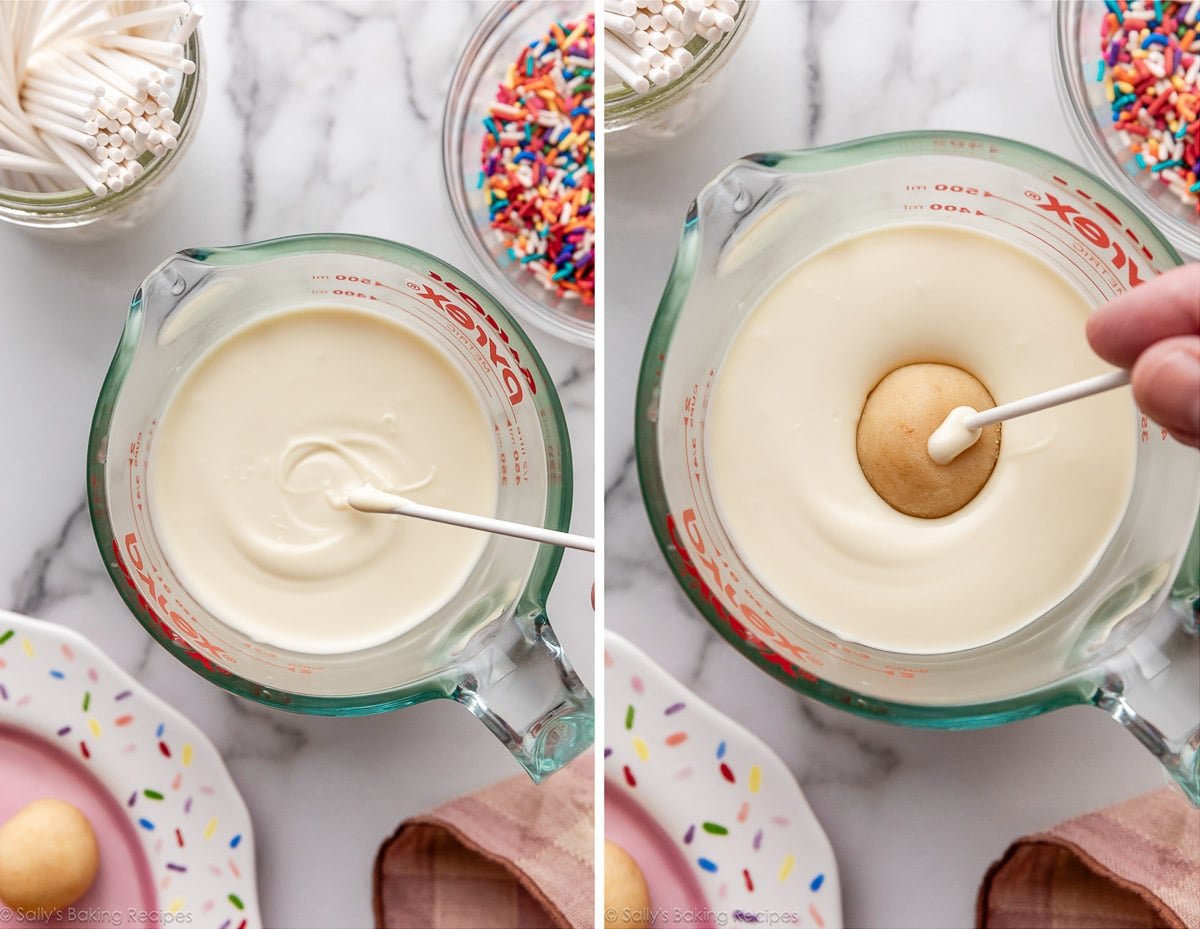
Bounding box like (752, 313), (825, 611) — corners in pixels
(148, 306), (497, 654)
(927, 405), (983, 465)
(708, 225), (1136, 654)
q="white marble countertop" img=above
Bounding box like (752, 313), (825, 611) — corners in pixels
(0, 4), (594, 929)
(605, 3), (1174, 928)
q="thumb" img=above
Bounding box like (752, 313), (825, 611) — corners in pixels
(1131, 335), (1200, 447)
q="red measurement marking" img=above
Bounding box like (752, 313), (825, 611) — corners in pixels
(406, 270), (538, 406)
(112, 537), (232, 674)
(989, 215), (1111, 303)
(667, 510), (823, 681)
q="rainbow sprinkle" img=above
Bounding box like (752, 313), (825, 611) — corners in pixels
(480, 14), (596, 304)
(1097, 0), (1200, 212)
(604, 640), (842, 929)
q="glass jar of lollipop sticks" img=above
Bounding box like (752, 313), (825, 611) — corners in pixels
(0, 3), (204, 239)
(604, 0), (756, 157)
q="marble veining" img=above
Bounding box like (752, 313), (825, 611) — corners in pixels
(802, 1), (823, 142)
(218, 695), (311, 765)
(9, 499), (88, 616)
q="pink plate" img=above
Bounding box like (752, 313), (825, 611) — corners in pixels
(606, 781), (716, 929)
(0, 610), (260, 929)
(0, 725), (157, 928)
(604, 632), (842, 929)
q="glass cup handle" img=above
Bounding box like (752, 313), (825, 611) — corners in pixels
(1095, 517), (1200, 805)
(452, 611), (594, 783)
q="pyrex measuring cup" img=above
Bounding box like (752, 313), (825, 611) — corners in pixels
(636, 131), (1200, 801)
(88, 234), (592, 781)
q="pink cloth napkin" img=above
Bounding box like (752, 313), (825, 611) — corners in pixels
(374, 754), (594, 929)
(978, 787), (1200, 928)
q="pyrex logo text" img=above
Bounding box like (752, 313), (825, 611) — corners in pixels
(1037, 192), (1146, 289)
(116, 534), (231, 673)
(408, 271), (537, 406)
(667, 509), (819, 681)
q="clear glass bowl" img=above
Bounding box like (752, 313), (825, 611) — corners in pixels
(1053, 1), (1199, 257)
(0, 31), (205, 240)
(442, 0), (595, 348)
(604, 0), (757, 158)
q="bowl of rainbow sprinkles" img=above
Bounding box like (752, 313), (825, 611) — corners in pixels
(1054, 0), (1200, 256)
(443, 1), (595, 347)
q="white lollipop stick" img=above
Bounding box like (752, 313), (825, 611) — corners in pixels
(65, 3), (191, 41)
(669, 46), (695, 68)
(605, 51), (649, 94)
(607, 39), (649, 75)
(638, 45), (665, 67)
(928, 369), (1131, 464)
(346, 485), (595, 553)
(604, 11), (636, 34)
(964, 369), (1131, 429)
(0, 149), (74, 177)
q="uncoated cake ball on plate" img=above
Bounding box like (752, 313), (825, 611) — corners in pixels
(0, 798), (101, 911)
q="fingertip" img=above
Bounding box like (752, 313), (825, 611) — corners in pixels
(1087, 263), (1200, 369)
(1085, 309), (1120, 365)
(1130, 335), (1200, 438)
(1166, 429), (1200, 449)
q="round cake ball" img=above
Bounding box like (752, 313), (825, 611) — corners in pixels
(0, 798), (100, 911)
(856, 363), (1001, 519)
(604, 840), (650, 929)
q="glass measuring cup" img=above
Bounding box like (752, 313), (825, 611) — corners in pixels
(87, 234), (592, 782)
(636, 131), (1200, 801)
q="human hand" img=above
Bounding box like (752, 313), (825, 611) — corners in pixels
(1086, 264), (1200, 448)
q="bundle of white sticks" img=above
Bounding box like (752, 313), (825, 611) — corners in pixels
(604, 0), (738, 95)
(0, 0), (201, 198)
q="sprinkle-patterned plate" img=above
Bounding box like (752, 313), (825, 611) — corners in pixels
(605, 632), (841, 929)
(0, 610), (260, 929)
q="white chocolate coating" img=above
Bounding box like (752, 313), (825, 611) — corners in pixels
(708, 225), (1136, 654)
(148, 307), (498, 655)
(928, 405), (983, 464)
